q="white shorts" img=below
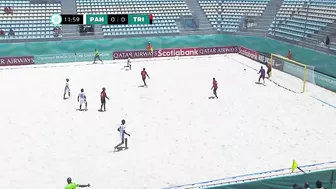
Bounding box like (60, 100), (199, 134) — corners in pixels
(79, 99), (86, 105)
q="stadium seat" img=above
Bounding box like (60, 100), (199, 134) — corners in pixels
(198, 0), (270, 32)
(76, 0), (191, 36)
(0, 0), (62, 40)
(269, 0), (336, 41)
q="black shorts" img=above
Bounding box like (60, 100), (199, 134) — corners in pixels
(267, 69), (271, 74)
(260, 75), (265, 79)
(101, 99), (106, 104)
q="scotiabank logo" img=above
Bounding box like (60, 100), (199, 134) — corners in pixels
(239, 46), (258, 61)
(112, 46), (239, 60)
(158, 48), (199, 57)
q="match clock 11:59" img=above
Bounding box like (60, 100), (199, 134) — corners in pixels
(61, 14), (84, 25)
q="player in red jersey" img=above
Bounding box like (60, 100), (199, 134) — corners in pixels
(141, 68), (150, 87)
(99, 87), (110, 112)
(211, 78), (218, 99)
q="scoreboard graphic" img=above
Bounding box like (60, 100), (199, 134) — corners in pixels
(51, 14), (153, 25)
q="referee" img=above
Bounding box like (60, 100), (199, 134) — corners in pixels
(93, 49), (103, 64)
(65, 177), (90, 189)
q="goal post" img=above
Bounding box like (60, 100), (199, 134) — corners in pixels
(270, 54), (315, 93)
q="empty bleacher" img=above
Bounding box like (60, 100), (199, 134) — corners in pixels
(0, 0), (62, 40)
(199, 0), (270, 32)
(268, 0), (336, 41)
(76, 0), (192, 36)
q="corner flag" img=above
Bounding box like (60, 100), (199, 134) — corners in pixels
(292, 160), (298, 172)
(291, 160), (306, 174)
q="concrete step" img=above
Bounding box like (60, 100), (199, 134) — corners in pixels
(256, 22), (273, 25)
(60, 0), (79, 37)
(252, 28), (268, 32)
(198, 20), (211, 23)
(251, 0), (284, 33)
(252, 28), (269, 32)
(319, 30), (335, 34)
(262, 12), (278, 15)
(238, 31), (265, 37)
(257, 18), (274, 21)
(304, 39), (318, 44)
(256, 23), (273, 26)
(63, 35), (102, 40)
(183, 0), (213, 32)
(198, 25), (211, 28)
(303, 43), (331, 53)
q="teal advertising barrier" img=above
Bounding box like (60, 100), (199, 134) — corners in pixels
(163, 161), (336, 189)
(35, 51), (112, 63)
(207, 169), (335, 189)
(1, 37), (336, 189)
(283, 61), (336, 92)
(0, 35), (335, 78)
(0, 35), (335, 91)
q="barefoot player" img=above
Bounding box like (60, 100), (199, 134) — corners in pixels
(141, 68), (150, 87)
(258, 66), (266, 84)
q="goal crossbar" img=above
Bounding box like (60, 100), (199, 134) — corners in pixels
(270, 53), (308, 93)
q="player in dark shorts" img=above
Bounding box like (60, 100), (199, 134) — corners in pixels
(211, 78), (218, 99)
(93, 49), (103, 64)
(266, 63), (272, 78)
(141, 68), (150, 87)
(258, 66), (266, 84)
(65, 177), (90, 189)
(100, 87), (109, 111)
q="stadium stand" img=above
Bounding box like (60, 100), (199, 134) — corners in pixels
(198, 0), (270, 32)
(76, 0), (192, 36)
(0, 0), (62, 39)
(268, 0), (336, 41)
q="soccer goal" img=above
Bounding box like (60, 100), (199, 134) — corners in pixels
(270, 54), (315, 93)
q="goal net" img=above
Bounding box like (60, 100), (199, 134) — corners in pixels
(270, 54), (315, 93)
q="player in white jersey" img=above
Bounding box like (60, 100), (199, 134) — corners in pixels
(114, 119), (130, 151)
(77, 88), (87, 111)
(63, 78), (71, 99)
(123, 57), (131, 70)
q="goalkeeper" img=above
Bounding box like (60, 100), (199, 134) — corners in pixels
(93, 49), (103, 64)
(266, 63), (272, 78)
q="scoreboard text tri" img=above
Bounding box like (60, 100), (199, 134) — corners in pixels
(51, 14), (153, 25)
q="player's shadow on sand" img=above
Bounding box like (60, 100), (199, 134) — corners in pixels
(109, 147), (129, 153)
(138, 85), (145, 88)
(76, 109), (88, 111)
(255, 82), (266, 86)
